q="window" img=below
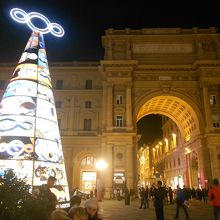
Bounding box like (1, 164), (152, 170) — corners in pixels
(85, 101), (92, 108)
(116, 95), (123, 104)
(212, 115), (220, 128)
(55, 101), (62, 108)
(56, 80), (63, 89)
(0, 80), (5, 89)
(210, 95), (217, 104)
(213, 122), (220, 128)
(116, 116), (123, 127)
(81, 156), (96, 166)
(84, 119), (92, 130)
(85, 80), (92, 89)
(178, 157), (181, 166)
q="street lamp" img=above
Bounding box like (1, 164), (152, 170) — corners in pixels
(95, 159), (107, 201)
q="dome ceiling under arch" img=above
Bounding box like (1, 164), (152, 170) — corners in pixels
(137, 95), (200, 142)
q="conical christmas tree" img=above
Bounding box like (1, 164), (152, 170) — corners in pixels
(0, 31), (70, 206)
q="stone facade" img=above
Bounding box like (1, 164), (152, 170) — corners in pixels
(1, 28), (220, 196)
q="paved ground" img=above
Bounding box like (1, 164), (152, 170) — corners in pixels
(88, 199), (213, 220)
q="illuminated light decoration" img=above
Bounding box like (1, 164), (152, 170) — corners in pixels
(185, 147), (191, 154)
(164, 138), (169, 153)
(185, 134), (191, 142)
(0, 9), (69, 208)
(172, 133), (177, 148)
(10, 8), (64, 37)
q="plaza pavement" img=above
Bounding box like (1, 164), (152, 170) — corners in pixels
(87, 199), (213, 220)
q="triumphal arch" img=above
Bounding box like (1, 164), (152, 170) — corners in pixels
(1, 27), (220, 197)
(100, 27), (220, 193)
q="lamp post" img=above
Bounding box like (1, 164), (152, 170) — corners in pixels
(95, 159), (107, 201)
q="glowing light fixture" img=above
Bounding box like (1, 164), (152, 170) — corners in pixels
(10, 8), (64, 37)
(95, 159), (108, 171)
(185, 147), (190, 154)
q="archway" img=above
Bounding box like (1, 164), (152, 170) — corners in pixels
(137, 95), (201, 142)
(136, 94), (203, 188)
(72, 152), (97, 193)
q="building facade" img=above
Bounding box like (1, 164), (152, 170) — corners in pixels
(1, 27), (220, 197)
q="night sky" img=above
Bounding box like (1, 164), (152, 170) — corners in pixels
(0, 0), (220, 62)
(0, 0), (219, 145)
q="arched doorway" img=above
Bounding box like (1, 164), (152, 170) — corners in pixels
(80, 156), (97, 194)
(136, 94), (207, 188)
(72, 153), (97, 194)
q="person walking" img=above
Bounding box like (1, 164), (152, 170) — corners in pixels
(144, 186), (150, 208)
(174, 185), (189, 220)
(168, 187), (173, 204)
(139, 187), (146, 209)
(208, 178), (220, 220)
(153, 180), (165, 220)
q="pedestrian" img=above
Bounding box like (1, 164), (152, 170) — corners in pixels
(90, 190), (94, 198)
(69, 206), (88, 220)
(153, 180), (165, 220)
(174, 185), (189, 220)
(208, 178), (220, 220)
(51, 209), (72, 220)
(84, 198), (103, 220)
(144, 186), (149, 208)
(139, 187), (146, 209)
(37, 176), (58, 218)
(124, 187), (130, 205)
(202, 188), (208, 204)
(168, 187), (173, 204)
(70, 195), (82, 207)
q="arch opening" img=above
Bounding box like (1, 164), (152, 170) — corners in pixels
(137, 95), (200, 142)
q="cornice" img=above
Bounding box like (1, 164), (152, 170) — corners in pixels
(100, 60), (138, 66)
(104, 27), (218, 36)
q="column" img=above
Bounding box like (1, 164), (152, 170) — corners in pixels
(107, 40), (113, 59)
(126, 85), (133, 130)
(202, 86), (212, 130)
(126, 144), (134, 189)
(102, 82), (107, 129)
(209, 145), (219, 179)
(103, 144), (113, 199)
(186, 153), (192, 188)
(68, 97), (74, 135)
(106, 84), (113, 130)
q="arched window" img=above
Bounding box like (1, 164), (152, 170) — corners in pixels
(80, 156), (96, 167)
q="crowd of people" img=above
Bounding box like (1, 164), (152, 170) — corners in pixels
(37, 176), (103, 220)
(39, 175), (220, 220)
(137, 178), (220, 220)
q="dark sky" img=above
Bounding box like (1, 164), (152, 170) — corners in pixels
(0, 0), (220, 62)
(137, 115), (163, 147)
